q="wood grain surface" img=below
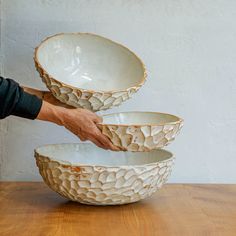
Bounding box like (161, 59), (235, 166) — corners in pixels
(0, 182), (236, 236)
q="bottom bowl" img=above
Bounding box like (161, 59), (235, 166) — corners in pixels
(35, 143), (174, 205)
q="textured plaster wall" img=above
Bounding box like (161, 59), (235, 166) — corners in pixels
(0, 0), (236, 182)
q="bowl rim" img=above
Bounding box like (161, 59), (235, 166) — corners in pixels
(34, 143), (174, 168)
(34, 32), (147, 94)
(98, 111), (184, 127)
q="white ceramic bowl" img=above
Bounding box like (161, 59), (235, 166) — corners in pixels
(35, 143), (174, 205)
(34, 33), (146, 111)
(98, 112), (184, 152)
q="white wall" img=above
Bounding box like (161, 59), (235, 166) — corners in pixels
(0, 0), (236, 183)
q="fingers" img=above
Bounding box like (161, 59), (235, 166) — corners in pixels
(90, 136), (120, 151)
(109, 144), (123, 151)
(89, 137), (108, 150)
(92, 114), (103, 124)
(78, 128), (124, 151)
(78, 131), (105, 149)
(80, 127), (122, 151)
(92, 128), (122, 151)
(63, 108), (122, 151)
(78, 135), (87, 142)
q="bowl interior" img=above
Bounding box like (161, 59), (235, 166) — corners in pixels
(36, 143), (172, 166)
(101, 112), (181, 125)
(36, 34), (145, 91)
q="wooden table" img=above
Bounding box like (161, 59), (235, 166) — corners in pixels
(0, 182), (235, 236)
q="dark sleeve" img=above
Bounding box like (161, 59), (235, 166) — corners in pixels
(0, 76), (43, 120)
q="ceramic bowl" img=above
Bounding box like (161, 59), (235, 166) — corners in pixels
(34, 33), (146, 111)
(97, 112), (183, 152)
(35, 143), (174, 205)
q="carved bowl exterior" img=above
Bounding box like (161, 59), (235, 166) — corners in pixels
(34, 33), (146, 111)
(98, 112), (184, 152)
(35, 143), (174, 205)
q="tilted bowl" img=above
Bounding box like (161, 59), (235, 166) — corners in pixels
(34, 33), (146, 111)
(98, 112), (184, 152)
(35, 143), (174, 205)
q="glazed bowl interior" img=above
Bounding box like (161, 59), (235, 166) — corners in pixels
(36, 143), (172, 166)
(36, 33), (145, 91)
(101, 112), (181, 125)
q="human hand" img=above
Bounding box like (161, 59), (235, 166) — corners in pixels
(37, 101), (121, 151)
(59, 107), (121, 151)
(22, 87), (121, 151)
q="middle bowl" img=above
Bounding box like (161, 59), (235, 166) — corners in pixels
(98, 111), (183, 152)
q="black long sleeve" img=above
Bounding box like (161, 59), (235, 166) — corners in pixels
(0, 76), (42, 119)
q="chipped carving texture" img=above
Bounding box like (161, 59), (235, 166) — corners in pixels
(35, 154), (174, 205)
(34, 56), (146, 112)
(98, 121), (184, 152)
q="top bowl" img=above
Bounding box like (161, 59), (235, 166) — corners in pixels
(35, 33), (147, 111)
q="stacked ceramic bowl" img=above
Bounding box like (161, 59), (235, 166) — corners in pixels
(34, 33), (183, 205)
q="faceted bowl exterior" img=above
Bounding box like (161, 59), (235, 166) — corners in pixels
(35, 145), (174, 205)
(98, 112), (184, 152)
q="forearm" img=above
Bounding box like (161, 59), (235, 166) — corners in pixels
(22, 86), (44, 99)
(36, 101), (65, 126)
(22, 86), (68, 107)
(21, 86), (66, 125)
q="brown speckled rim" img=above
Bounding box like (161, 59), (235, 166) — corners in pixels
(98, 111), (184, 127)
(34, 143), (174, 168)
(34, 32), (147, 94)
